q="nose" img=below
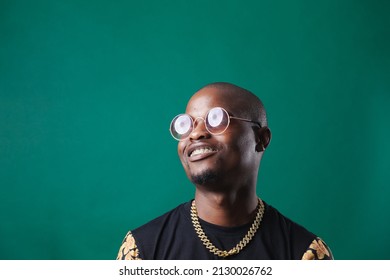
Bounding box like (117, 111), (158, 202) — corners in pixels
(189, 117), (211, 140)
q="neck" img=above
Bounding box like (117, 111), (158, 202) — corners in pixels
(194, 189), (259, 227)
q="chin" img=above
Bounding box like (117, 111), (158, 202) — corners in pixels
(190, 169), (218, 185)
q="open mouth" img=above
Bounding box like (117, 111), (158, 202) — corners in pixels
(189, 147), (217, 157)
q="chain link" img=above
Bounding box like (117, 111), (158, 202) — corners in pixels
(191, 198), (265, 258)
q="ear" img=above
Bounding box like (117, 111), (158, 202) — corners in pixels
(255, 126), (271, 152)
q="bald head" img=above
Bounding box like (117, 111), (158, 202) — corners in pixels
(192, 82), (268, 127)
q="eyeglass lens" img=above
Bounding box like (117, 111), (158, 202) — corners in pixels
(170, 107), (230, 141)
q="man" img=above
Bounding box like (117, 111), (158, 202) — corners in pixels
(117, 82), (333, 260)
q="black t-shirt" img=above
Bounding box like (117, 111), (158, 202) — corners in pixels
(118, 200), (332, 260)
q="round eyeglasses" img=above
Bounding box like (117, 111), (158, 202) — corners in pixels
(169, 107), (261, 141)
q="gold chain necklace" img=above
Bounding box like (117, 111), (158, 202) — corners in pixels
(190, 198), (265, 258)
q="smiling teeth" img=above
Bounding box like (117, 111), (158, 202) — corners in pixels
(190, 147), (215, 157)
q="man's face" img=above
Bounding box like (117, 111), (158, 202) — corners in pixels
(177, 87), (259, 188)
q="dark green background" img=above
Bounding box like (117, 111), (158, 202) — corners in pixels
(1, 0), (389, 260)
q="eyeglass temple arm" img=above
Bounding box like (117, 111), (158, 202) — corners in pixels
(230, 116), (262, 128)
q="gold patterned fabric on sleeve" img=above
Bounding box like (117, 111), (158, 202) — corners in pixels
(116, 231), (142, 260)
(301, 237), (333, 260)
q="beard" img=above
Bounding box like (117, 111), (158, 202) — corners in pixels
(190, 169), (219, 186)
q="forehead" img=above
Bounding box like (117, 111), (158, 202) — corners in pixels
(185, 87), (247, 116)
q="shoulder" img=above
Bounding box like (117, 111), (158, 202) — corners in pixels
(116, 231), (141, 260)
(263, 202), (316, 239)
(301, 237), (334, 260)
(132, 201), (189, 236)
(263, 202), (332, 259)
(116, 201), (191, 260)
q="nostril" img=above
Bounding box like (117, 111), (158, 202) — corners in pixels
(189, 124), (211, 140)
(191, 134), (207, 140)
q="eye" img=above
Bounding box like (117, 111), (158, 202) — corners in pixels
(207, 107), (225, 128)
(174, 115), (192, 135)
